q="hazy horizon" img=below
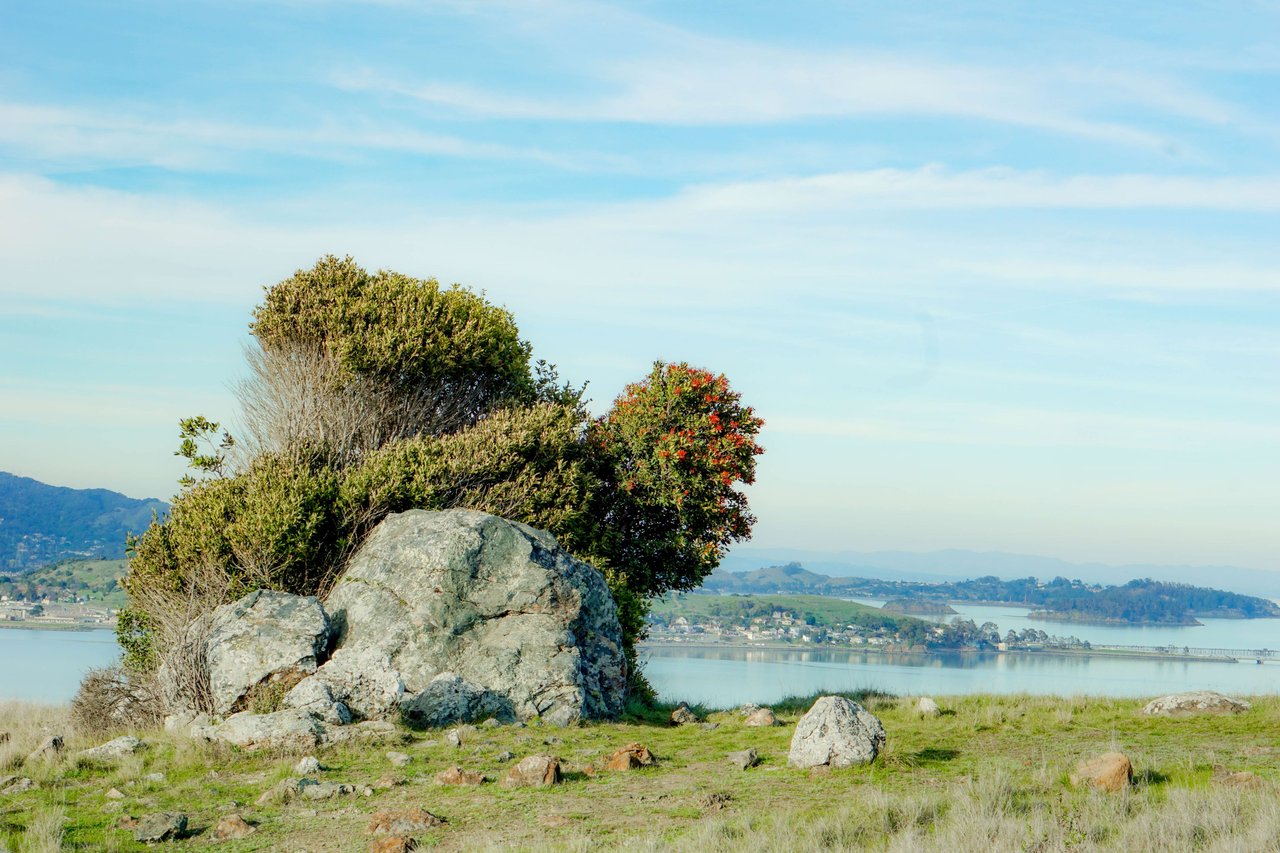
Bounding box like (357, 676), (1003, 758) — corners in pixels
(2, 2), (1277, 572)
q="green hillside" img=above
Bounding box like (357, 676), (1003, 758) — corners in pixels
(0, 558), (128, 608)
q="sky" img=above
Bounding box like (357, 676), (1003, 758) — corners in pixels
(1, 1), (1277, 571)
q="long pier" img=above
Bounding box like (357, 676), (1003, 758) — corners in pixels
(1055, 644), (1280, 663)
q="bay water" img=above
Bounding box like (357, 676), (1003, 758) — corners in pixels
(7, 598), (1280, 706)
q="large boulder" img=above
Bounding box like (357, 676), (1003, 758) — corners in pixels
(195, 709), (324, 753)
(1142, 691), (1251, 716)
(787, 696), (886, 769)
(1070, 752), (1133, 792)
(204, 590), (330, 715)
(295, 509), (626, 726)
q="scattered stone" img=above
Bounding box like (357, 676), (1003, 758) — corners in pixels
(669, 703), (699, 726)
(368, 808), (447, 834)
(24, 735), (63, 764)
(294, 756), (322, 775)
(77, 735), (142, 764)
(256, 776), (318, 805)
(106, 788), (125, 800)
(501, 755), (562, 788)
(1142, 691), (1251, 716)
(699, 722), (720, 731)
(727, 748), (759, 770)
(496, 751), (515, 762)
(434, 766), (485, 786)
(203, 708), (324, 753)
(604, 743), (656, 771)
(0, 777), (36, 795)
(301, 782), (357, 800)
(211, 814), (257, 841)
(1070, 752), (1133, 792)
(133, 811), (187, 844)
(323, 719), (400, 746)
(144, 772), (166, 784)
(1212, 766), (1265, 789)
(743, 707), (778, 727)
(445, 729), (463, 748)
(916, 697), (941, 718)
(482, 717), (501, 728)
(543, 736), (562, 746)
(699, 791), (733, 812)
(374, 774), (404, 790)
(387, 751), (411, 767)
(787, 696), (886, 769)
(370, 837), (417, 853)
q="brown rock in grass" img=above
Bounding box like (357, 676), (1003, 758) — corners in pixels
(367, 808), (446, 835)
(669, 703), (699, 726)
(1212, 766), (1265, 789)
(604, 743), (655, 771)
(1070, 752), (1133, 792)
(501, 755), (562, 788)
(24, 735), (63, 765)
(743, 707), (778, 727)
(370, 837), (417, 853)
(434, 766), (484, 786)
(211, 814), (257, 841)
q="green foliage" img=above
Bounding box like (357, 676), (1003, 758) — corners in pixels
(250, 255), (533, 407)
(120, 260), (766, 702)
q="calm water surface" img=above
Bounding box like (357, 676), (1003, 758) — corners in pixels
(0, 628), (119, 703)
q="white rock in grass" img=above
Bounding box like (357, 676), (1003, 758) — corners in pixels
(787, 696), (886, 769)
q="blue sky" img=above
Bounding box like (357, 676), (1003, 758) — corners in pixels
(2, 1), (1277, 569)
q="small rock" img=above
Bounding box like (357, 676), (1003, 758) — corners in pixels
(373, 774), (404, 790)
(604, 743), (655, 771)
(116, 815), (139, 830)
(743, 707), (778, 727)
(496, 751), (515, 762)
(787, 696), (886, 769)
(669, 703), (699, 726)
(144, 772), (166, 784)
(1070, 752), (1133, 792)
(106, 788), (125, 800)
(301, 782), (356, 800)
(211, 814), (257, 841)
(370, 837), (417, 853)
(299, 808), (318, 817)
(737, 703), (762, 717)
(387, 751), (411, 767)
(133, 811), (187, 844)
(1142, 691), (1251, 716)
(294, 756), (322, 775)
(77, 736), (142, 764)
(727, 748), (759, 770)
(24, 735), (63, 764)
(361, 786), (375, 796)
(543, 736), (562, 746)
(0, 777), (36, 795)
(444, 729), (463, 748)
(482, 717), (501, 728)
(1212, 766), (1265, 789)
(915, 697), (941, 718)
(256, 776), (317, 805)
(699, 722), (720, 731)
(501, 755), (562, 788)
(368, 808), (447, 834)
(699, 791), (733, 812)
(434, 766), (485, 785)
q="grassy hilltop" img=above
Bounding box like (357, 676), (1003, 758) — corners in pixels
(3, 692), (1280, 850)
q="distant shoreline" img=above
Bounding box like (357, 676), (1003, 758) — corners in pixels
(0, 621), (114, 633)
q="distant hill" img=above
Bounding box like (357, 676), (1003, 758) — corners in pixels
(719, 547), (1280, 598)
(0, 472), (167, 573)
(702, 563), (1280, 625)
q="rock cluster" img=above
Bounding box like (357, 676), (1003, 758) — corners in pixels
(172, 510), (627, 749)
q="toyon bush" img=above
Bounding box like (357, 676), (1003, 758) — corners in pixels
(120, 256), (764, 700)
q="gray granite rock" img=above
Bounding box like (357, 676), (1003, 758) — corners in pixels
(199, 709), (324, 753)
(1142, 691), (1250, 716)
(320, 509), (626, 726)
(77, 735), (142, 764)
(134, 811), (186, 843)
(787, 696), (886, 769)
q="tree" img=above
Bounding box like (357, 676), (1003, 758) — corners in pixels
(119, 259), (765, 702)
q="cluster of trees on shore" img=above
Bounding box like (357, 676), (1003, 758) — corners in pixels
(705, 564), (1279, 625)
(120, 257), (764, 699)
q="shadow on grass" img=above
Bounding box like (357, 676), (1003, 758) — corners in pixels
(1134, 768), (1170, 787)
(914, 747), (960, 763)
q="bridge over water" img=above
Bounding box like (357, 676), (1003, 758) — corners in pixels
(1075, 644), (1280, 663)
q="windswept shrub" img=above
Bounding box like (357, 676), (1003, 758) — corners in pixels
(70, 665), (164, 736)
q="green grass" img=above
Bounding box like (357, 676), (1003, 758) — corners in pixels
(3, 692), (1280, 850)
